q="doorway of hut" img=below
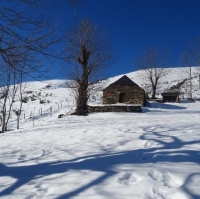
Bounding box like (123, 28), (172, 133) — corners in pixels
(119, 93), (126, 103)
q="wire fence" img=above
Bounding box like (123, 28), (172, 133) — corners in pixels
(0, 100), (76, 128)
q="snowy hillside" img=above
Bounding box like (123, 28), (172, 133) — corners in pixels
(99, 67), (200, 99)
(0, 67), (200, 199)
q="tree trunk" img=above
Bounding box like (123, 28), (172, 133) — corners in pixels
(1, 113), (6, 133)
(74, 45), (90, 116)
(189, 67), (192, 99)
(150, 77), (159, 100)
(150, 78), (156, 99)
(76, 89), (88, 115)
(1, 95), (8, 133)
(75, 65), (89, 116)
(151, 86), (156, 99)
(17, 119), (19, 130)
(17, 93), (23, 129)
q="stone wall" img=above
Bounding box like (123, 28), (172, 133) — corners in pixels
(103, 85), (146, 106)
(88, 105), (142, 113)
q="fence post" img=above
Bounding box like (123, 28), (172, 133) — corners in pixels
(33, 114), (34, 126)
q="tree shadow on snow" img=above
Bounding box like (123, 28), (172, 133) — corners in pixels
(0, 130), (199, 198)
(182, 173), (200, 199)
(147, 102), (186, 110)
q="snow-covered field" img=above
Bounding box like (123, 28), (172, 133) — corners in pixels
(0, 68), (200, 199)
(0, 98), (200, 198)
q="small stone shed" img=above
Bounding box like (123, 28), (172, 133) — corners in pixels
(103, 75), (146, 106)
(161, 91), (180, 103)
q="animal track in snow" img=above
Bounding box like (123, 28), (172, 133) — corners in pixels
(42, 147), (52, 156)
(117, 172), (138, 186)
(18, 152), (26, 161)
(148, 170), (180, 188)
(145, 187), (166, 199)
(149, 127), (156, 130)
(144, 140), (162, 148)
(25, 182), (47, 199)
(119, 128), (133, 133)
(137, 152), (153, 161)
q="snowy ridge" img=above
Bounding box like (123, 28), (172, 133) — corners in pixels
(99, 67), (200, 99)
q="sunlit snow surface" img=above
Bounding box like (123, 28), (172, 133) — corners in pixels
(0, 76), (200, 199)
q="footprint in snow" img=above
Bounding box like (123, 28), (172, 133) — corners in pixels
(25, 182), (47, 199)
(145, 187), (166, 199)
(148, 170), (181, 188)
(149, 127), (156, 130)
(119, 128), (133, 133)
(117, 172), (141, 186)
(144, 140), (162, 148)
(18, 153), (26, 161)
(42, 147), (52, 156)
(137, 152), (153, 161)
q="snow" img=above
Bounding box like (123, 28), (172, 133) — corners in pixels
(0, 69), (200, 199)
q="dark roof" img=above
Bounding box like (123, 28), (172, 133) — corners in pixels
(161, 92), (180, 96)
(106, 75), (139, 88)
(161, 89), (181, 96)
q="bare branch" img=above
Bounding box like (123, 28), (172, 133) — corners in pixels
(135, 47), (170, 99)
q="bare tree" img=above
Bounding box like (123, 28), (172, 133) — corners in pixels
(184, 35), (200, 68)
(0, 0), (77, 79)
(135, 47), (169, 99)
(13, 69), (26, 130)
(183, 35), (200, 97)
(0, 0), (78, 132)
(0, 64), (18, 133)
(65, 18), (113, 115)
(0, 40), (28, 133)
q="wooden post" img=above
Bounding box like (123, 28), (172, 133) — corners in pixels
(33, 114), (34, 126)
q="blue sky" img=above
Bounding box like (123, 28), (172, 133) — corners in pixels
(50, 0), (200, 79)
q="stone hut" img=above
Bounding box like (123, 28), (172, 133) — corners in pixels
(103, 75), (146, 106)
(161, 91), (180, 103)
